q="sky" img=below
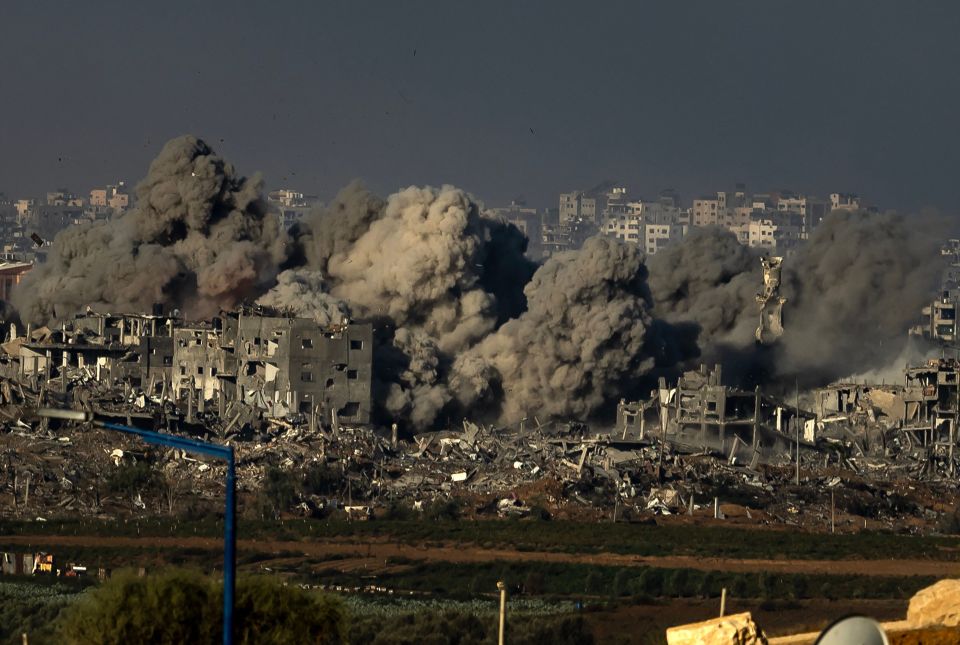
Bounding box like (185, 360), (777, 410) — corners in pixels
(1, 1), (959, 213)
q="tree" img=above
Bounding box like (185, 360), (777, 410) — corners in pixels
(260, 467), (299, 518)
(56, 570), (346, 644)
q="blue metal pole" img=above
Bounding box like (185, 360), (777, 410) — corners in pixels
(40, 413), (239, 645)
(223, 449), (236, 645)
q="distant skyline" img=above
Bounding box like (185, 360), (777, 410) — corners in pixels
(2, 2), (959, 213)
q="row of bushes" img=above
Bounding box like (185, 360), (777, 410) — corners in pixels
(310, 559), (936, 603)
(0, 571), (594, 645)
(6, 513), (956, 562)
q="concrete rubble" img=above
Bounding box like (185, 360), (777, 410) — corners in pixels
(666, 612), (767, 645)
(0, 305), (957, 529)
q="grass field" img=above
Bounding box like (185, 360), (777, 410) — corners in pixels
(2, 517), (957, 561)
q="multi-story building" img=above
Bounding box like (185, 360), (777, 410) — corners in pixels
(0, 262), (32, 301)
(746, 212), (804, 252)
(89, 183), (130, 212)
(692, 196), (723, 227)
(776, 193), (827, 235)
(173, 325), (231, 406)
(602, 199), (684, 254)
(15, 199), (34, 222)
(558, 191), (598, 226)
(46, 190), (84, 207)
(541, 220), (596, 258)
(267, 188), (318, 231)
(223, 308), (373, 425)
(644, 220), (684, 255)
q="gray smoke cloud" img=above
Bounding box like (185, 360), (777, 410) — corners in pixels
(647, 227), (760, 349)
(11, 135), (948, 430)
(320, 185), (528, 353)
(776, 209), (947, 384)
(13, 136), (289, 324)
(451, 236), (658, 424)
(296, 181), (386, 273)
(381, 327), (453, 429)
(645, 210), (948, 389)
(255, 269), (350, 326)
(287, 182), (536, 428)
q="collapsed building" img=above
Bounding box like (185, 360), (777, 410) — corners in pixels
(0, 305), (374, 429)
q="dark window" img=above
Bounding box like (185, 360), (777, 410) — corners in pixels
(197, 367), (204, 375)
(301, 371), (314, 382)
(338, 402), (360, 418)
(163, 356), (173, 366)
(302, 338), (313, 349)
(350, 340), (363, 350)
(211, 367), (218, 377)
(347, 369), (358, 380)
(179, 365), (186, 375)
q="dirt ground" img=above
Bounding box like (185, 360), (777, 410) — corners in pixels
(3, 534), (959, 578)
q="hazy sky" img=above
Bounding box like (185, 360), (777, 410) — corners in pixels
(2, 2), (959, 212)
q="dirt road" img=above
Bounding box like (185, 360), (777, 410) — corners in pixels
(2, 534), (954, 577)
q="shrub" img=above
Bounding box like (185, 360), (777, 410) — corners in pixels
(259, 467), (299, 518)
(56, 570), (346, 644)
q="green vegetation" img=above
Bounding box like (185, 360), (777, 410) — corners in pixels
(56, 570), (346, 644)
(348, 610), (593, 645)
(303, 560), (935, 602)
(0, 579), (87, 645)
(2, 517), (957, 562)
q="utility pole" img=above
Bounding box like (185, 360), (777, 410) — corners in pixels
(831, 489), (836, 534)
(795, 379), (800, 486)
(37, 408), (237, 645)
(497, 581), (507, 645)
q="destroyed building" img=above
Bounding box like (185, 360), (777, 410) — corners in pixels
(224, 308), (372, 424)
(755, 256), (785, 343)
(618, 364), (811, 467)
(0, 305), (374, 428)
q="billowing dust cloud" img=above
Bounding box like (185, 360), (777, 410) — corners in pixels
(646, 211), (948, 389)
(451, 236), (660, 423)
(12, 135), (949, 429)
(13, 136), (288, 323)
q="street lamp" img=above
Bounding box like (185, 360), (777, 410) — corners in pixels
(36, 408), (237, 645)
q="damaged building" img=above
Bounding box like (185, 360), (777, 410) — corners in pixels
(224, 307), (373, 425)
(0, 305), (374, 429)
(617, 364), (811, 467)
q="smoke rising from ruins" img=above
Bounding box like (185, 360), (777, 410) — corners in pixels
(12, 136), (289, 323)
(10, 136), (950, 428)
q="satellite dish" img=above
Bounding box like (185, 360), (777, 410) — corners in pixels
(815, 615), (888, 645)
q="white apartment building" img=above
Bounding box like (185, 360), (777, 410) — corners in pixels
(602, 201), (684, 253)
(747, 213), (803, 251)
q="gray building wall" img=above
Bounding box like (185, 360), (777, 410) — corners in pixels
(229, 313), (373, 424)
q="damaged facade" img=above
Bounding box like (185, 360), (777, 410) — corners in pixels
(755, 256), (785, 343)
(0, 305), (374, 428)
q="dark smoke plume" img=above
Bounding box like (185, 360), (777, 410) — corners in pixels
(13, 136), (289, 323)
(776, 209), (947, 385)
(12, 134), (949, 430)
(645, 210), (948, 390)
(647, 227), (760, 349)
(451, 236), (659, 424)
(286, 183), (536, 428)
